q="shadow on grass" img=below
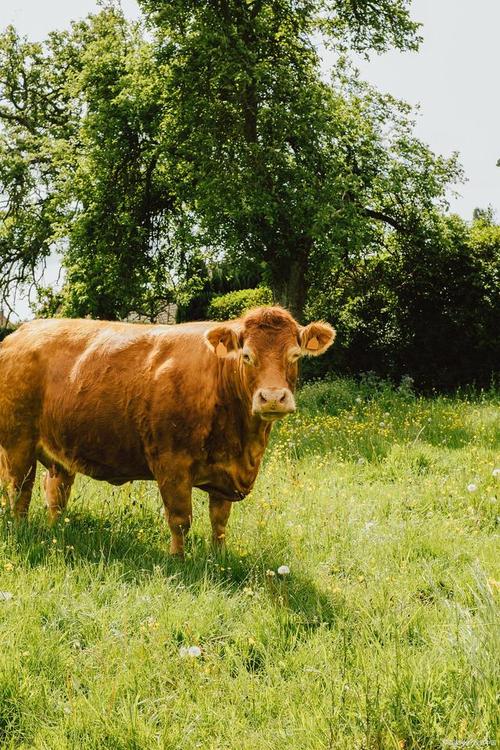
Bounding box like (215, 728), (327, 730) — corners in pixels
(1, 510), (340, 631)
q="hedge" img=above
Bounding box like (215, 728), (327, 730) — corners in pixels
(208, 287), (273, 321)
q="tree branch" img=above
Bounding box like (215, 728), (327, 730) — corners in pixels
(363, 207), (406, 233)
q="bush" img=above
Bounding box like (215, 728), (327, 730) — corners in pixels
(306, 214), (500, 391)
(208, 287), (273, 321)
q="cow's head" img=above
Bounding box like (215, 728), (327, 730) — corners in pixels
(205, 306), (335, 421)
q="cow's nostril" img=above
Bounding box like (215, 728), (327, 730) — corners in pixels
(253, 388), (295, 416)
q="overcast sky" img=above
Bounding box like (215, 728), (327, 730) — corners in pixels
(2, 0), (498, 319)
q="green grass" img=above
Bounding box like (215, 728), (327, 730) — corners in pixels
(0, 378), (499, 749)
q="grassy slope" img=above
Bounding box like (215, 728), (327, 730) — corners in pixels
(0, 379), (499, 749)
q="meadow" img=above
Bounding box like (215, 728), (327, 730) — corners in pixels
(0, 377), (498, 749)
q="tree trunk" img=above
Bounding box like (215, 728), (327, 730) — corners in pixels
(271, 251), (308, 323)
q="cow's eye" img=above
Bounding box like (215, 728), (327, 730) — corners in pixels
(289, 351), (301, 363)
(242, 352), (253, 365)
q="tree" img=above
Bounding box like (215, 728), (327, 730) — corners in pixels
(0, 10), (182, 320)
(0, 25), (76, 309)
(136, 0), (459, 319)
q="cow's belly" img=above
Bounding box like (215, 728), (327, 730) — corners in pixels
(36, 431), (153, 484)
(36, 376), (156, 479)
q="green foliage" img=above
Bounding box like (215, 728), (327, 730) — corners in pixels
(175, 257), (263, 323)
(0, 3), (461, 322)
(57, 12), (179, 320)
(208, 287), (273, 321)
(0, 26), (73, 292)
(138, 1), (458, 318)
(0, 380), (498, 747)
(306, 214), (500, 390)
(30, 287), (63, 318)
(0, 10), (181, 321)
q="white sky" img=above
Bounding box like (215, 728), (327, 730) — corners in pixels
(1, 0), (498, 319)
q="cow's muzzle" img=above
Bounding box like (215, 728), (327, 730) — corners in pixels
(252, 387), (296, 420)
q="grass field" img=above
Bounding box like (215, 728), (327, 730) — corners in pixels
(0, 377), (499, 749)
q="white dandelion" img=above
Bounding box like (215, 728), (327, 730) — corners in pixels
(277, 565), (290, 576)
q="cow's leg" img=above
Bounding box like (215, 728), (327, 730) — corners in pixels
(43, 467), (75, 524)
(158, 475), (193, 557)
(0, 449), (7, 510)
(209, 493), (233, 548)
(2, 444), (36, 521)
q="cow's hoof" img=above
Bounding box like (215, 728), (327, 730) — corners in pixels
(211, 534), (227, 551)
(169, 548), (185, 559)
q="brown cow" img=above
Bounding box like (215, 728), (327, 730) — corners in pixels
(0, 306), (334, 554)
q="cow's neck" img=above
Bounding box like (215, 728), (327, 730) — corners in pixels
(195, 358), (272, 500)
(204, 358), (273, 494)
(218, 356), (272, 448)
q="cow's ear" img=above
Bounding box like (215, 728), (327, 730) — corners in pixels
(300, 322), (336, 356)
(204, 325), (242, 357)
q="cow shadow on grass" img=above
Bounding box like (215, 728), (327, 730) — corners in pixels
(2, 509), (340, 631)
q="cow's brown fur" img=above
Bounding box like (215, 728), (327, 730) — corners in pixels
(0, 307), (334, 554)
